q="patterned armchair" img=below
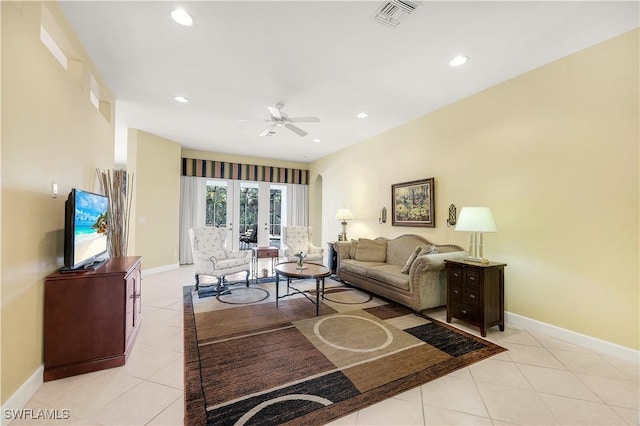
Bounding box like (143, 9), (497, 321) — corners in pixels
(281, 226), (324, 263)
(188, 226), (250, 292)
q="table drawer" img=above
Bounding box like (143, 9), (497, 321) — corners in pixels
(256, 249), (278, 258)
(465, 269), (482, 285)
(449, 283), (463, 303)
(450, 303), (480, 324)
(448, 267), (464, 284)
(463, 287), (481, 306)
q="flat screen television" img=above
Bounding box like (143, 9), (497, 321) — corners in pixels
(62, 188), (109, 271)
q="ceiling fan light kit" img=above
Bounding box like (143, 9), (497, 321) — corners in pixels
(238, 103), (320, 138)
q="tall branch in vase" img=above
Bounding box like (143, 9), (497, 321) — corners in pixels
(97, 169), (134, 257)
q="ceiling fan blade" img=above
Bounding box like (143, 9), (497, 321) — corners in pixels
(267, 106), (281, 119)
(287, 116), (320, 123)
(259, 126), (276, 137)
(285, 123), (308, 137)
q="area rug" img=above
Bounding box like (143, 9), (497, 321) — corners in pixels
(183, 281), (506, 426)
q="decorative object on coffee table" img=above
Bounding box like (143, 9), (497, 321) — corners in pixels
(391, 178), (435, 227)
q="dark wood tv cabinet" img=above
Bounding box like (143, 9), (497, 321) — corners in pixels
(445, 259), (506, 337)
(44, 256), (142, 381)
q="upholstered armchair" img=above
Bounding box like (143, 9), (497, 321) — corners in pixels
(188, 226), (250, 292)
(281, 226), (324, 263)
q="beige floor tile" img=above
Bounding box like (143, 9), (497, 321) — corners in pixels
(43, 369), (142, 420)
(121, 341), (182, 380)
(326, 411), (358, 425)
(420, 376), (488, 417)
(540, 393), (626, 425)
(30, 370), (104, 406)
(550, 349), (630, 379)
(135, 320), (182, 347)
(576, 373), (640, 410)
(144, 306), (184, 328)
(447, 367), (472, 379)
(490, 328), (542, 347)
(87, 381), (182, 425)
(610, 406), (640, 425)
(469, 358), (532, 390)
(517, 363), (601, 402)
(605, 355), (640, 382)
(356, 397), (425, 425)
(475, 381), (559, 425)
(147, 395), (184, 426)
(393, 386), (423, 404)
(424, 405), (493, 425)
(529, 331), (596, 354)
(148, 356), (184, 390)
(503, 342), (567, 369)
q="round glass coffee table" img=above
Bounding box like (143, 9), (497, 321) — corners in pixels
(275, 262), (331, 316)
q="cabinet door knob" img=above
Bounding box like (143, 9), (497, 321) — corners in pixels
(453, 272), (459, 277)
(453, 290), (459, 295)
(469, 276), (476, 281)
(469, 294), (475, 299)
(461, 309), (467, 314)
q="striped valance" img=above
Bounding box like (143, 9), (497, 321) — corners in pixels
(181, 158), (308, 185)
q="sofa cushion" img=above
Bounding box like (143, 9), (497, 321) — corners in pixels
(355, 239), (387, 262)
(401, 246), (422, 274)
(340, 259), (386, 276)
(349, 239), (358, 259)
(367, 264), (410, 291)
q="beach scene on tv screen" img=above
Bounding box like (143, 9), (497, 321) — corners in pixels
(74, 191), (108, 263)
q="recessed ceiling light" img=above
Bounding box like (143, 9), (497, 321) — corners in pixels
(357, 112), (369, 118)
(171, 8), (194, 26)
(313, 138), (321, 143)
(174, 96), (189, 103)
(449, 55), (468, 67)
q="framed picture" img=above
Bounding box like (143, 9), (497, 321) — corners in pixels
(391, 178), (435, 227)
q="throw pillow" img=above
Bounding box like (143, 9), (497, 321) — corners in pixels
(349, 239), (358, 259)
(401, 246), (422, 274)
(355, 238), (387, 262)
(420, 245), (439, 255)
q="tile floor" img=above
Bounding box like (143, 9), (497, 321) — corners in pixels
(12, 265), (639, 425)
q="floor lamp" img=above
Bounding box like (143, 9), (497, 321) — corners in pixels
(455, 207), (497, 263)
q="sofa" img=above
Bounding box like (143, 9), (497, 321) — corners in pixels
(334, 234), (466, 312)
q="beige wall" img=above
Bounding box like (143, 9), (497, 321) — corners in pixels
(310, 30), (639, 350)
(129, 130), (181, 270)
(1, 1), (115, 402)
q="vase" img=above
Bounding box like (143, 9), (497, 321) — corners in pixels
(297, 259), (304, 270)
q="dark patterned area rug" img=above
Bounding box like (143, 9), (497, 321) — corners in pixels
(183, 282), (506, 426)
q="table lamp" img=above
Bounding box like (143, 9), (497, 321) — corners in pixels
(455, 207), (497, 263)
(335, 206), (353, 241)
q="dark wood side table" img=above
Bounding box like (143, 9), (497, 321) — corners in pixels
(445, 259), (506, 337)
(44, 256), (142, 381)
(327, 242), (338, 274)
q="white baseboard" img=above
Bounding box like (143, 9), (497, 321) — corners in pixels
(0, 364), (44, 426)
(505, 311), (639, 362)
(142, 263), (179, 277)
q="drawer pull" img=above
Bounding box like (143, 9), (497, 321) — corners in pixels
(461, 309), (467, 314)
(469, 294), (475, 299)
(453, 290), (459, 295)
(453, 273), (459, 278)
(469, 276), (476, 282)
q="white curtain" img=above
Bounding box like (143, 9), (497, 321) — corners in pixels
(179, 176), (206, 264)
(287, 184), (308, 226)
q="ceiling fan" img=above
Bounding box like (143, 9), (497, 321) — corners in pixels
(237, 103), (319, 137)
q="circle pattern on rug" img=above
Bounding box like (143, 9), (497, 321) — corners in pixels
(216, 287), (270, 305)
(313, 315), (393, 353)
(321, 287), (373, 304)
(236, 394), (333, 426)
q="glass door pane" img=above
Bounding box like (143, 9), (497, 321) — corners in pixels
(239, 182), (259, 250)
(269, 185), (287, 248)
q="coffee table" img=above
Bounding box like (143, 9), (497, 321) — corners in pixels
(275, 262), (331, 316)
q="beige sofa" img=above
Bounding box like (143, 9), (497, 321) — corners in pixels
(335, 234), (466, 311)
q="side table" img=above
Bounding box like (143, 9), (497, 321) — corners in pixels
(251, 246), (279, 283)
(445, 259), (506, 337)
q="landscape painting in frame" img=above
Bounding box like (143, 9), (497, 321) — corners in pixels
(392, 178), (435, 227)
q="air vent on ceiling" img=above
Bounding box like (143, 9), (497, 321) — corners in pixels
(373, 0), (419, 28)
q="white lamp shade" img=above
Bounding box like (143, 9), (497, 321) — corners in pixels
(455, 207), (497, 232)
(335, 206), (354, 221)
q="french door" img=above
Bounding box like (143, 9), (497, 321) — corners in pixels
(206, 180), (286, 250)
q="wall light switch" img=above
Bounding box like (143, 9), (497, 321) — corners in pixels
(51, 183), (58, 198)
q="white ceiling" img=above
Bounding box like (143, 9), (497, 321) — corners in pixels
(58, 1), (638, 164)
